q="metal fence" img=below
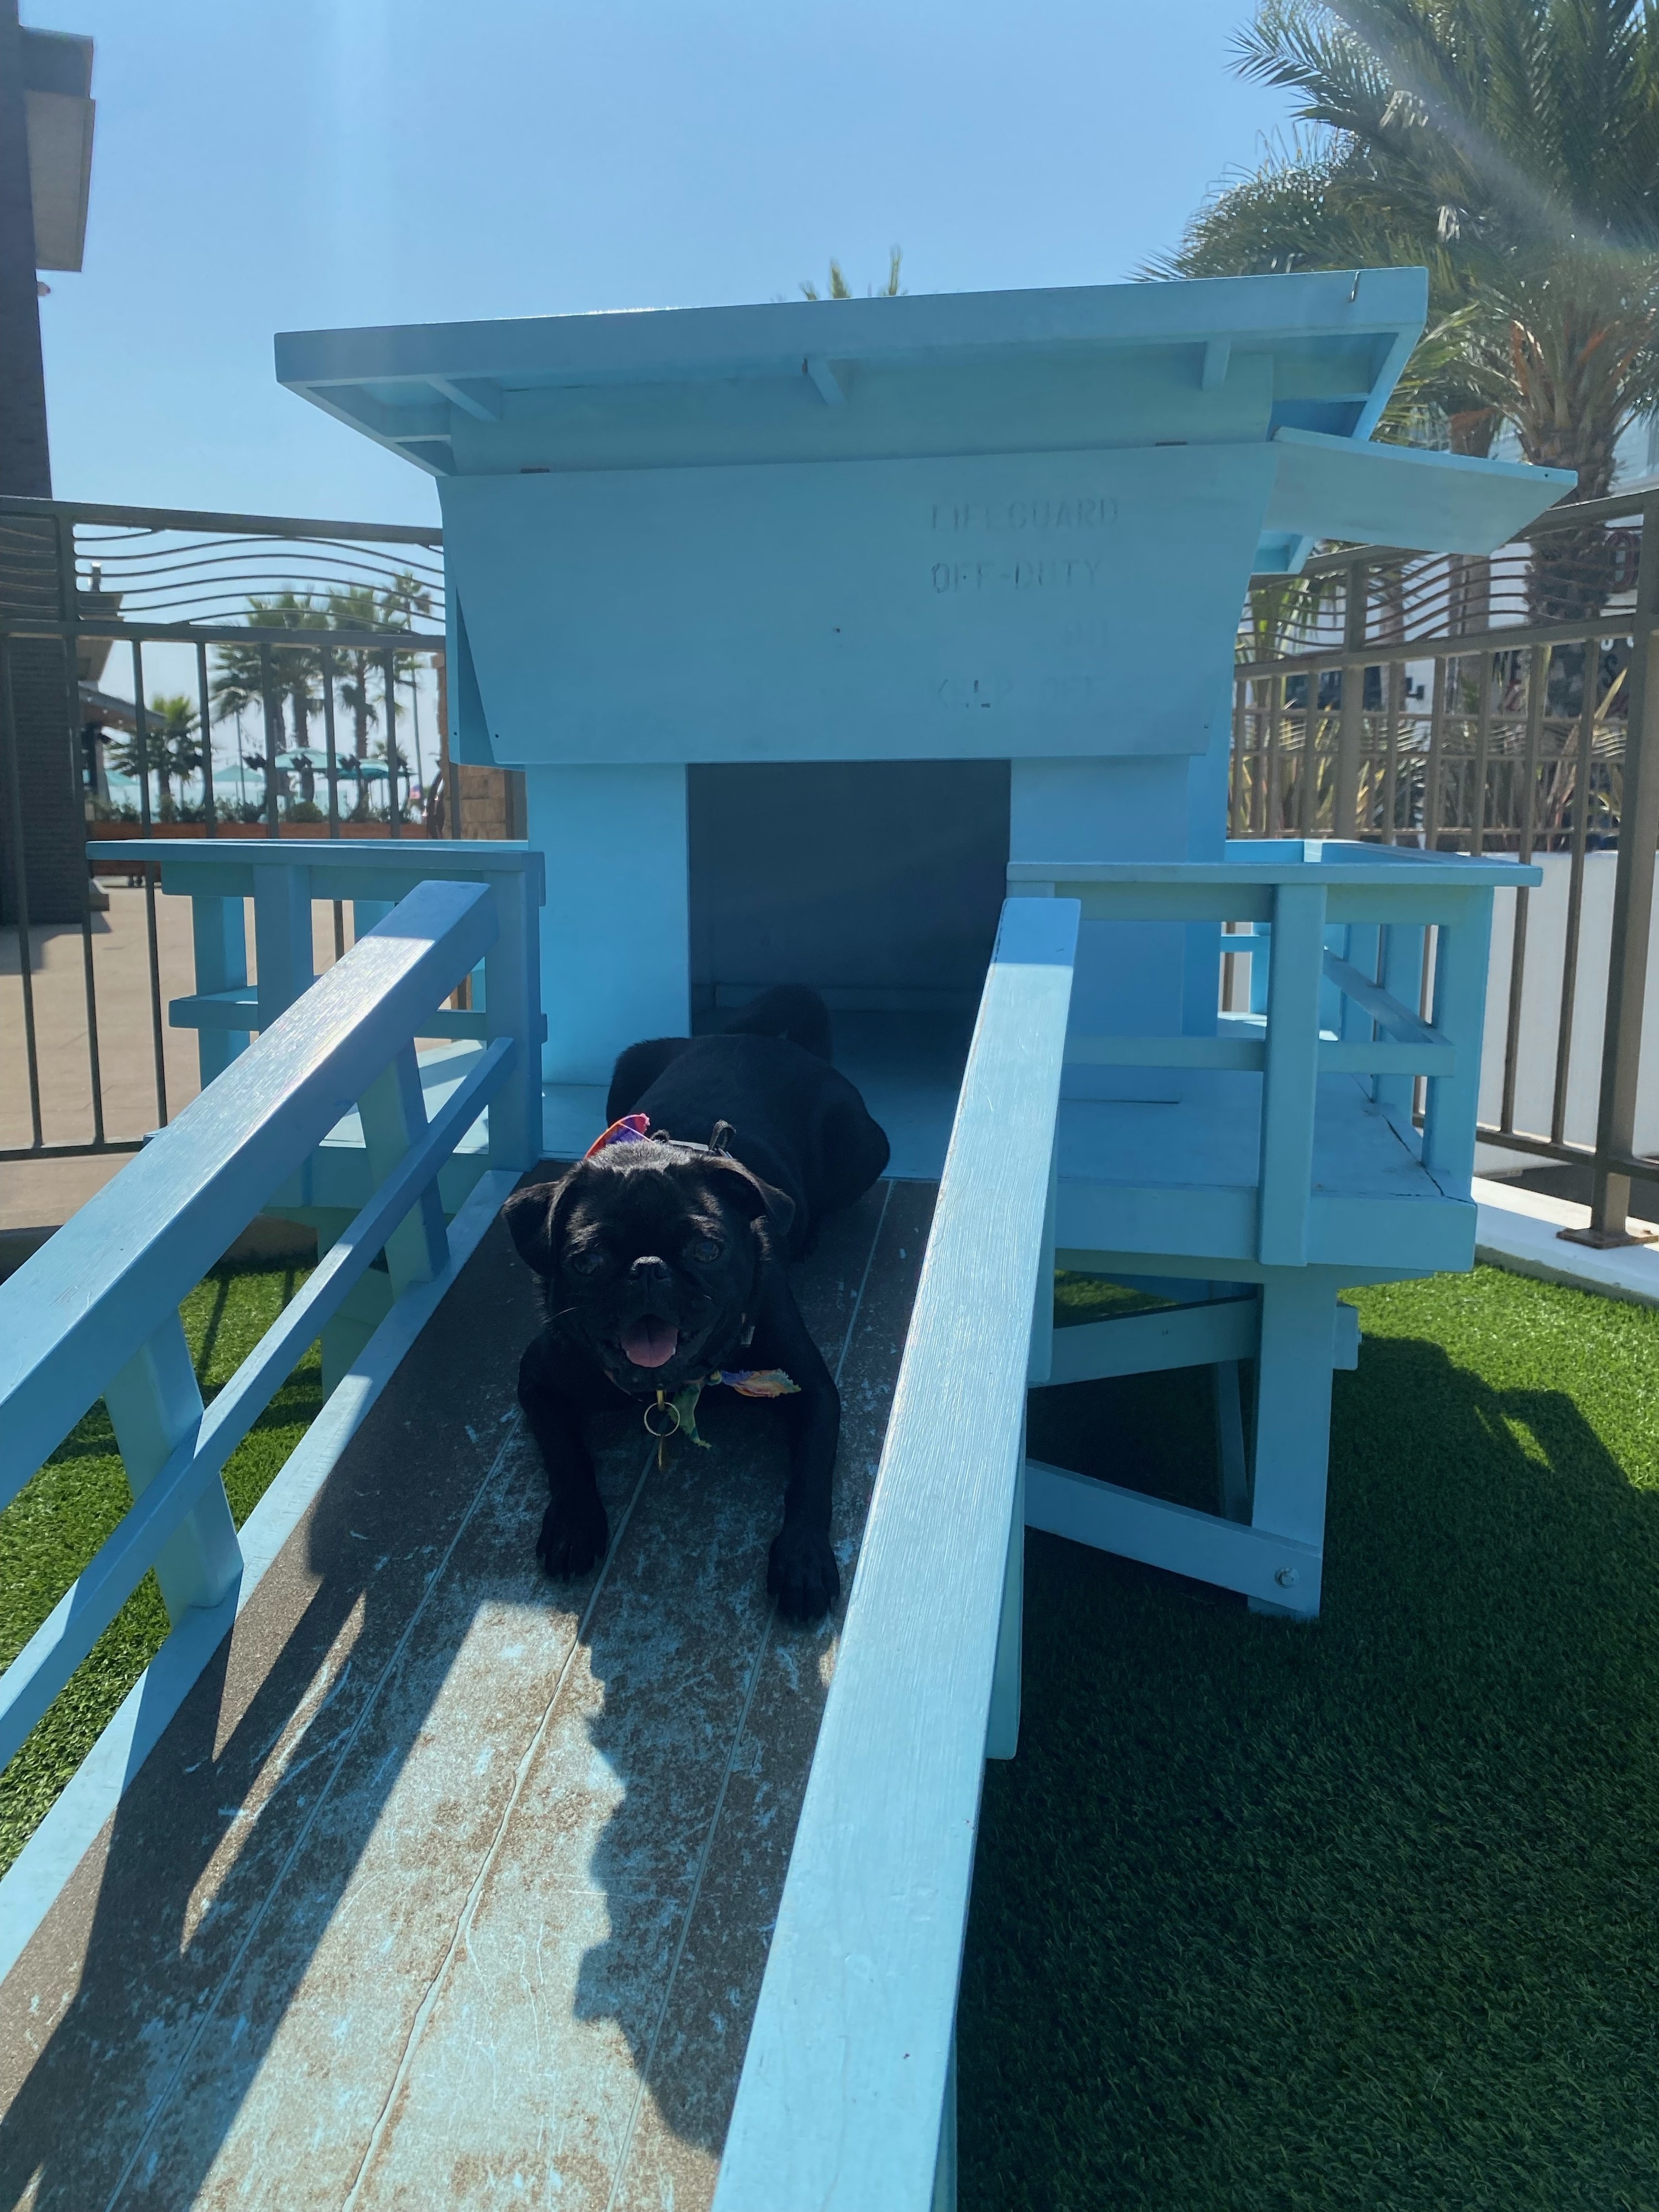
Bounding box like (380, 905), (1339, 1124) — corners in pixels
(1234, 488), (1659, 1240)
(0, 497), (453, 1178)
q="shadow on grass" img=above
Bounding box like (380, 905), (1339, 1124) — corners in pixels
(964, 1295), (1659, 2212)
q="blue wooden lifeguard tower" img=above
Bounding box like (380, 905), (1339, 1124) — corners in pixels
(275, 269), (1568, 1620)
(0, 271), (1577, 2211)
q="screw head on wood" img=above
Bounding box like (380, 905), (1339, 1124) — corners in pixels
(1274, 1566), (1298, 1588)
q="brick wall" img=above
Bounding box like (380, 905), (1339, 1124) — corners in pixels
(451, 762), (526, 841)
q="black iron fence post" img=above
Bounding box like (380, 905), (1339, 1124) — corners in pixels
(258, 644), (280, 839)
(1587, 496), (1659, 1241)
(1335, 557), (1368, 836)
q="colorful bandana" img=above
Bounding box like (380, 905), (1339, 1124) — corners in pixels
(663, 1367), (801, 1449)
(586, 1112), (650, 1158)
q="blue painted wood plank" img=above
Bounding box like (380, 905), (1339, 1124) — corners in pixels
(1248, 1268), (1342, 1615)
(1373, 921), (1427, 1123)
(1266, 425), (1572, 551)
(1042, 1296), (1258, 1386)
(357, 1040), (450, 1292)
(1423, 896), (1496, 1200)
(252, 863), (315, 1029)
(188, 893), (249, 1082)
(274, 269), (1434, 395)
(102, 1314), (239, 1629)
(1024, 1457), (1323, 1611)
(1257, 881), (1326, 1266)
(1323, 947), (1445, 1049)
(714, 895), (1078, 2212)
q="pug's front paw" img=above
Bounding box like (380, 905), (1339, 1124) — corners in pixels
(538, 1491), (608, 1579)
(768, 1522), (840, 1624)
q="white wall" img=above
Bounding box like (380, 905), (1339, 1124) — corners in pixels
(1475, 852), (1659, 1172)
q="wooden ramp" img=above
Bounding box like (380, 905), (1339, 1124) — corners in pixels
(0, 1172), (933, 2211)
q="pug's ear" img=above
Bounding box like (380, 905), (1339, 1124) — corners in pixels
(703, 1160), (796, 1242)
(503, 1167), (585, 1276)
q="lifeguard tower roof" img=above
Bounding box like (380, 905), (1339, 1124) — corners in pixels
(276, 268), (1562, 575)
(274, 270), (1571, 1104)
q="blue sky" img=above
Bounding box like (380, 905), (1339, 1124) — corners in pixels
(24, 0), (1292, 527)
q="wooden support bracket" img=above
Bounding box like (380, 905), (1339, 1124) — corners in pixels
(1042, 1296), (1258, 1385)
(1025, 1458), (1322, 1615)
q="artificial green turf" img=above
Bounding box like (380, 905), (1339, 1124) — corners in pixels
(0, 1258), (320, 1877)
(963, 1266), (1659, 2212)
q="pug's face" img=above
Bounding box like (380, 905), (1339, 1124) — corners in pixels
(504, 1150), (792, 1391)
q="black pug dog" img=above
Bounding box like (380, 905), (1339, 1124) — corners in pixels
(503, 985), (890, 1623)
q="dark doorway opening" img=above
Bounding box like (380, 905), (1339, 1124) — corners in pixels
(688, 759), (1010, 1017)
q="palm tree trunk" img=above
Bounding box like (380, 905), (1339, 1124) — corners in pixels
(1446, 410), (1498, 638)
(1521, 413), (1619, 623)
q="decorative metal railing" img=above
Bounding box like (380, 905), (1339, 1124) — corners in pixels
(0, 497), (444, 630)
(1, 497), (460, 1183)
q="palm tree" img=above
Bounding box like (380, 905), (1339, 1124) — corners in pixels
(800, 247), (904, 300)
(372, 571), (433, 815)
(1156, 2), (1659, 615)
(212, 593), (329, 819)
(212, 595), (327, 747)
(1155, 132), (1498, 450)
(326, 583), (382, 802)
(108, 693), (201, 818)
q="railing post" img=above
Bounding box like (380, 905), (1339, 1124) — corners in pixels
(103, 1313), (241, 1623)
(985, 1441), (1025, 1762)
(1373, 921), (1425, 1125)
(483, 859), (544, 1172)
(190, 892), (250, 1083)
(1421, 894), (1494, 1201)
(1026, 1136), (1056, 1388)
(353, 896), (393, 942)
(986, 1134), (1055, 1765)
(252, 863), (315, 1029)
(931, 2025), (958, 2212)
(1588, 494), (1659, 1240)
(1256, 880), (1326, 1266)
(359, 1041), (450, 1293)
(1246, 1272), (1333, 1619)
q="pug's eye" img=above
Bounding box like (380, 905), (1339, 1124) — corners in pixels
(567, 1248), (605, 1277)
(689, 1235), (724, 1265)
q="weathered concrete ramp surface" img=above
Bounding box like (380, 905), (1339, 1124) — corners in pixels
(0, 1174), (933, 2210)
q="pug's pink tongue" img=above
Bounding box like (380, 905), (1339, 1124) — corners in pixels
(622, 1317), (679, 1369)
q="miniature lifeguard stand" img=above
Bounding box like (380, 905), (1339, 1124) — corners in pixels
(276, 272), (1569, 1613)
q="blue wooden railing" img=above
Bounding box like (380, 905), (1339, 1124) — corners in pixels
(0, 873), (540, 1974)
(713, 894), (1082, 2212)
(84, 836), (543, 1113)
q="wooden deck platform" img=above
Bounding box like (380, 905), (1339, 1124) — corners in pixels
(1057, 1071), (1473, 1275)
(0, 1173), (933, 2210)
